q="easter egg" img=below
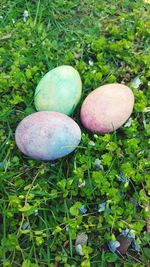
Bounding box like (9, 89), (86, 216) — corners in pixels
(34, 65), (82, 115)
(80, 83), (134, 133)
(15, 111), (81, 160)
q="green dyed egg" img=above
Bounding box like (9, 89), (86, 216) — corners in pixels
(34, 65), (82, 115)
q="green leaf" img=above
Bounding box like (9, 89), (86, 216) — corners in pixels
(102, 153), (113, 166)
(22, 260), (38, 267)
(70, 202), (82, 216)
(22, 259), (31, 267)
(57, 179), (66, 191)
(19, 203), (32, 212)
(143, 247), (150, 259)
(105, 252), (118, 262)
(81, 259), (90, 267)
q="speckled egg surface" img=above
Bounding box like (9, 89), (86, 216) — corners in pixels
(80, 83), (134, 133)
(15, 111), (81, 160)
(34, 65), (82, 115)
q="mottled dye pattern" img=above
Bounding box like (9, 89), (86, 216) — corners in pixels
(80, 83), (134, 133)
(34, 65), (82, 115)
(15, 111), (81, 160)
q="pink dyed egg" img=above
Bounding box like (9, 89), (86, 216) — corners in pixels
(80, 83), (134, 133)
(15, 111), (81, 160)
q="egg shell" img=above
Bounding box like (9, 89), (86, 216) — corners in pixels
(15, 111), (81, 160)
(34, 65), (82, 115)
(80, 83), (134, 133)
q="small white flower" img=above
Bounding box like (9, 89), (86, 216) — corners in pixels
(22, 221), (30, 230)
(78, 180), (86, 188)
(24, 10), (29, 17)
(79, 205), (87, 214)
(108, 240), (120, 252)
(88, 59), (94, 66)
(119, 173), (129, 183)
(94, 158), (103, 170)
(0, 16), (3, 20)
(75, 244), (84, 256)
(34, 209), (38, 216)
(121, 80), (125, 84)
(91, 70), (96, 74)
(23, 10), (29, 22)
(124, 118), (132, 128)
(88, 141), (95, 146)
(12, 19), (15, 24)
(98, 201), (106, 212)
(132, 77), (141, 89)
(65, 226), (69, 232)
(120, 229), (135, 240)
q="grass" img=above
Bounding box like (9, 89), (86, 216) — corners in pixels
(0, 0), (150, 266)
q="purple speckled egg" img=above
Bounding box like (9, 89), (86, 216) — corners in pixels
(80, 83), (134, 133)
(15, 111), (81, 160)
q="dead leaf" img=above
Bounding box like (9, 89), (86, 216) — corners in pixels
(0, 34), (12, 41)
(121, 73), (132, 83)
(73, 51), (82, 59)
(147, 218), (150, 233)
(64, 240), (69, 248)
(146, 203), (150, 233)
(117, 237), (132, 254)
(75, 232), (88, 246)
